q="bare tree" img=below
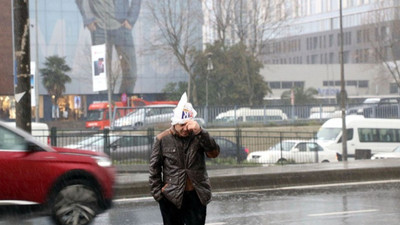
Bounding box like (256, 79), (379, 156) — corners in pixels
(203, 0), (235, 49)
(204, 0), (287, 105)
(206, 0), (286, 57)
(146, 0), (203, 104)
(361, 1), (400, 90)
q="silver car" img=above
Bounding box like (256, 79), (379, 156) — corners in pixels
(65, 133), (153, 161)
(113, 104), (176, 129)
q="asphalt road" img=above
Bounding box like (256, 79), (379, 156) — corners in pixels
(3, 180), (400, 225)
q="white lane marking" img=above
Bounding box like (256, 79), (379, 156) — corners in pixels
(214, 179), (400, 195)
(114, 196), (153, 203)
(206, 223), (226, 225)
(308, 209), (379, 217)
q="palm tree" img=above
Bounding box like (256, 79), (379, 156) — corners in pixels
(281, 86), (318, 105)
(40, 55), (72, 106)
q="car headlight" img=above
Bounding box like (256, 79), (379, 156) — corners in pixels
(92, 156), (113, 167)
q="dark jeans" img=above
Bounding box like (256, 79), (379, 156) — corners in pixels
(159, 191), (206, 225)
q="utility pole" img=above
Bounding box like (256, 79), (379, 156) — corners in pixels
(12, 0), (32, 133)
(339, 0), (348, 161)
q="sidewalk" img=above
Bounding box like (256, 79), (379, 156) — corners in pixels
(114, 159), (400, 199)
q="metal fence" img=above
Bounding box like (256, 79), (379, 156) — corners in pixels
(38, 127), (343, 165)
(111, 102), (400, 129)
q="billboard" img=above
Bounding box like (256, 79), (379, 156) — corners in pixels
(29, 0), (191, 96)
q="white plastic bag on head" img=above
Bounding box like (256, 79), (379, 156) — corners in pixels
(171, 92), (197, 125)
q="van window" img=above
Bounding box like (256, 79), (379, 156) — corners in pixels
(338, 129), (353, 143)
(358, 128), (400, 142)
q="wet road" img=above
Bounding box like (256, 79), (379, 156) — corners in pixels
(1, 181), (400, 225)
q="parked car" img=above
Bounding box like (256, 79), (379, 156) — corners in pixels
(65, 133), (154, 161)
(213, 136), (249, 162)
(113, 104), (176, 129)
(215, 107), (288, 124)
(0, 121), (115, 225)
(247, 140), (341, 164)
(371, 145), (400, 160)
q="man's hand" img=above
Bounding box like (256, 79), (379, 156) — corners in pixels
(122, 20), (132, 29)
(185, 120), (201, 135)
(87, 22), (97, 32)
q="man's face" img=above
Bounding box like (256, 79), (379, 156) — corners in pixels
(174, 122), (190, 137)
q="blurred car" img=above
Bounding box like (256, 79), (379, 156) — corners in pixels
(213, 136), (249, 162)
(247, 140), (341, 164)
(65, 133), (154, 161)
(63, 135), (103, 149)
(215, 107), (288, 124)
(347, 97), (400, 118)
(0, 121), (115, 225)
(113, 104), (176, 129)
(371, 145), (400, 160)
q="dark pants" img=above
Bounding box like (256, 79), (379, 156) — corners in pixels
(159, 191), (206, 225)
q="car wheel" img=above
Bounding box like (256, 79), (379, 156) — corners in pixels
(51, 181), (99, 225)
(321, 160), (329, 163)
(277, 158), (287, 164)
(134, 122), (143, 127)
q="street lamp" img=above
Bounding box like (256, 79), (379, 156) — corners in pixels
(205, 53), (213, 125)
(206, 53), (213, 107)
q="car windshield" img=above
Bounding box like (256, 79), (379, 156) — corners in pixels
(89, 136), (120, 147)
(87, 110), (104, 121)
(393, 146), (400, 152)
(76, 136), (103, 146)
(269, 142), (296, 151)
(316, 128), (341, 141)
(124, 108), (145, 117)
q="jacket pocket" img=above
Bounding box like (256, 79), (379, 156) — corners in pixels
(162, 147), (179, 165)
(162, 175), (181, 205)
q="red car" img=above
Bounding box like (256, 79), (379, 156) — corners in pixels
(0, 121), (115, 225)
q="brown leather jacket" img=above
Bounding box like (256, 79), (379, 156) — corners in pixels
(149, 127), (220, 208)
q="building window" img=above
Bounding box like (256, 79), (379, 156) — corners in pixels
(282, 82), (293, 89)
(329, 52), (335, 63)
(343, 51), (350, 63)
(311, 54), (318, 64)
(329, 34), (334, 47)
(269, 82), (281, 89)
(357, 30), (362, 43)
(294, 81), (304, 88)
(390, 83), (399, 94)
(313, 36), (318, 49)
(358, 80), (369, 88)
(347, 80), (357, 86)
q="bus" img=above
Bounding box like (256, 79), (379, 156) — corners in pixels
(316, 115), (400, 159)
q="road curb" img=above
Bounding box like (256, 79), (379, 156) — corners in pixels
(114, 166), (400, 199)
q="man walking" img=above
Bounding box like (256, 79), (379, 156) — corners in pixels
(149, 92), (220, 225)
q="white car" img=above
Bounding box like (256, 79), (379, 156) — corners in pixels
(247, 140), (341, 164)
(113, 104), (176, 129)
(371, 146), (400, 160)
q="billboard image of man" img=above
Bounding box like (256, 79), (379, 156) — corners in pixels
(76, 0), (141, 94)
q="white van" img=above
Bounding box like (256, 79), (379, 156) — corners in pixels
(215, 107), (288, 123)
(316, 115), (400, 158)
(5, 122), (49, 145)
